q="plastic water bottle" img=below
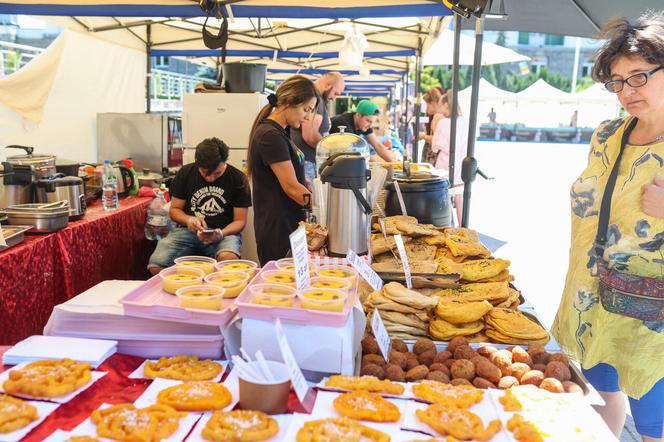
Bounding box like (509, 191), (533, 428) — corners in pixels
(102, 160), (119, 211)
(145, 186), (172, 240)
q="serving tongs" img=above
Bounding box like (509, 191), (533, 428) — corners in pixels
(376, 271), (462, 289)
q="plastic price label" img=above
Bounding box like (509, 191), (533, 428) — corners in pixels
(394, 234), (412, 289)
(275, 318), (310, 403)
(289, 226), (310, 290)
(371, 308), (392, 361)
(346, 249), (383, 292)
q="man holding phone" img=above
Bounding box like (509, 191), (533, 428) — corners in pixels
(148, 137), (251, 275)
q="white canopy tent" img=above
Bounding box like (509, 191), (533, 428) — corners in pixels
(455, 78), (517, 125)
(573, 82), (621, 128)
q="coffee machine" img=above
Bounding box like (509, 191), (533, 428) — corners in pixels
(319, 152), (372, 256)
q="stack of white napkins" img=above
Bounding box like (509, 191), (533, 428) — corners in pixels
(2, 335), (117, 368)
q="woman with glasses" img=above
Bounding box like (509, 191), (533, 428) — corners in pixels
(552, 11), (664, 442)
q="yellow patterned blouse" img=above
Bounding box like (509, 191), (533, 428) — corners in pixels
(552, 117), (664, 399)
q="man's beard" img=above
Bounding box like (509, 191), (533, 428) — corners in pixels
(321, 88), (331, 101)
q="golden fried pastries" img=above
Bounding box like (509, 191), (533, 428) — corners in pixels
(383, 282), (439, 310)
(380, 310), (430, 330)
(436, 281), (510, 304)
(434, 299), (493, 324)
(333, 390), (401, 422)
(371, 234), (411, 255)
(373, 215), (418, 235)
(429, 317), (484, 341)
(396, 220), (441, 237)
(439, 258), (511, 282)
(325, 375), (405, 395)
(296, 417), (389, 442)
(412, 380), (484, 407)
(364, 291), (430, 317)
(499, 388), (523, 411)
(495, 287), (521, 309)
(442, 227), (480, 242)
(416, 403), (502, 441)
(0, 394), (38, 434)
(484, 308), (549, 344)
(507, 414), (544, 442)
(3, 358), (91, 398)
(91, 403), (186, 442)
(434, 246), (467, 263)
(157, 381), (232, 411)
(444, 235), (492, 258)
(144, 356), (222, 381)
(371, 260), (439, 274)
(202, 410), (278, 442)
(423, 234), (447, 246)
(405, 242), (438, 261)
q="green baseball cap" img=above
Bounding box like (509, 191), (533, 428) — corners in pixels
(355, 99), (380, 116)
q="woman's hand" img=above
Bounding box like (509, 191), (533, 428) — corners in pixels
(642, 175), (664, 218)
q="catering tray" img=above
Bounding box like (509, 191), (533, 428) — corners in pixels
(234, 260), (358, 327)
(0, 225), (32, 252)
(119, 274), (237, 327)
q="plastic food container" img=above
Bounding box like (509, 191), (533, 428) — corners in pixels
(308, 276), (352, 292)
(174, 256), (217, 275)
(261, 269), (298, 287)
(176, 285), (225, 310)
(275, 258), (317, 276)
(299, 288), (347, 312)
(215, 259), (259, 277)
(205, 270), (251, 299)
(316, 265), (357, 282)
(249, 284), (297, 307)
(159, 265), (206, 294)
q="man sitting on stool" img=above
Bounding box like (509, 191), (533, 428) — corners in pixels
(148, 137), (251, 275)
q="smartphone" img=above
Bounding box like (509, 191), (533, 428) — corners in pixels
(201, 228), (215, 236)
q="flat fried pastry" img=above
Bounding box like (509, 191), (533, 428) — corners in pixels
(434, 299), (493, 324)
(436, 281), (510, 305)
(3, 358), (91, 398)
(157, 381), (232, 411)
(484, 308), (549, 342)
(444, 235), (492, 258)
(332, 390), (401, 422)
(416, 403), (502, 441)
(0, 394), (38, 434)
(296, 417), (389, 442)
(429, 317), (484, 341)
(325, 375), (405, 395)
(202, 410), (278, 442)
(412, 380), (484, 407)
(91, 403), (186, 442)
(144, 355), (222, 381)
(507, 414), (544, 442)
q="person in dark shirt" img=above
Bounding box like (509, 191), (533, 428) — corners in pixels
(329, 99), (395, 162)
(148, 137), (252, 274)
(248, 75), (319, 265)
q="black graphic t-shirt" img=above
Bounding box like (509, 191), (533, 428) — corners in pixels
(170, 163), (252, 229)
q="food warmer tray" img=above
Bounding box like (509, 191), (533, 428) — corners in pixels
(0, 225), (32, 252)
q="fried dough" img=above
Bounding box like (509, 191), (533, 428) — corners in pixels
(484, 308), (549, 341)
(436, 281), (510, 304)
(371, 234), (411, 255)
(429, 318), (484, 341)
(372, 260), (439, 274)
(383, 282), (439, 310)
(445, 234), (492, 258)
(395, 220), (441, 237)
(434, 299), (493, 324)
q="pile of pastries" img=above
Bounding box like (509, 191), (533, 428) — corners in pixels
(360, 335), (584, 394)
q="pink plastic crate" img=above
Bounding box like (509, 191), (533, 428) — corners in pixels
(119, 274), (237, 327)
(234, 261), (358, 327)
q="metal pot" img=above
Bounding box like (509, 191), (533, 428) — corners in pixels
(5, 201), (70, 232)
(385, 171), (451, 227)
(55, 159), (81, 177)
(6, 147), (56, 180)
(137, 168), (163, 188)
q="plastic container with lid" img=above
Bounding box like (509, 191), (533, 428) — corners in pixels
(299, 288), (348, 312)
(159, 265), (205, 294)
(215, 259), (259, 277)
(176, 285), (225, 310)
(316, 265), (358, 282)
(308, 276), (352, 292)
(249, 284), (297, 307)
(275, 258), (316, 276)
(205, 270), (251, 298)
(174, 255), (217, 275)
(261, 269), (297, 287)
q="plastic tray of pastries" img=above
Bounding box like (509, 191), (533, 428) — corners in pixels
(234, 261), (359, 327)
(0, 225), (32, 252)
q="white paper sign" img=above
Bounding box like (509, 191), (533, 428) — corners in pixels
(346, 249), (383, 292)
(378, 217), (388, 239)
(393, 234), (412, 289)
(275, 318), (309, 404)
(371, 308), (392, 361)
(289, 226), (310, 290)
(393, 181), (407, 216)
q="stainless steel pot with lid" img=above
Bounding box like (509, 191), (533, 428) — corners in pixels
(315, 129), (370, 175)
(137, 168), (163, 188)
(5, 145), (56, 180)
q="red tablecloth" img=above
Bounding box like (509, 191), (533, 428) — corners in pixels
(0, 349), (309, 442)
(0, 197), (155, 345)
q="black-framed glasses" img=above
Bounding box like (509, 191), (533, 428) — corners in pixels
(605, 66), (662, 93)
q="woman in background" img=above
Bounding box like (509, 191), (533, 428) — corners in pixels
(419, 86), (446, 163)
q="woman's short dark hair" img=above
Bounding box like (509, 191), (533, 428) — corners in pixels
(592, 11), (664, 83)
(195, 137), (229, 173)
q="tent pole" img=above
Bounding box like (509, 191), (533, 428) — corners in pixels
(449, 14), (461, 191)
(146, 24), (152, 113)
(401, 67), (408, 148)
(412, 41), (423, 162)
(403, 62), (411, 152)
(461, 17), (484, 228)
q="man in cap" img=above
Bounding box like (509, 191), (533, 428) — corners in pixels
(330, 99), (396, 162)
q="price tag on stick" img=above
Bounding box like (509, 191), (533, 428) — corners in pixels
(393, 234), (412, 289)
(275, 318), (310, 405)
(371, 308), (392, 361)
(289, 226), (310, 290)
(393, 181), (407, 216)
(346, 249), (383, 292)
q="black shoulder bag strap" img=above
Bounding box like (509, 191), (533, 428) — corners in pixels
(594, 117), (639, 258)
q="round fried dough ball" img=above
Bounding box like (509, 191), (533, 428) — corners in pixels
(533, 363), (547, 372)
(427, 370), (450, 383)
(527, 343), (546, 354)
(451, 378), (473, 386)
(549, 353), (570, 366)
(429, 363), (450, 376)
(434, 351), (453, 364)
(443, 359), (456, 370)
(362, 354), (386, 367)
(510, 362), (532, 382)
(405, 365), (429, 382)
(362, 336), (380, 355)
(490, 350), (513, 376)
(520, 370), (544, 387)
(471, 355), (491, 366)
(406, 355), (421, 371)
(540, 378), (564, 393)
(530, 350), (551, 366)
(475, 359), (501, 384)
(361, 363), (385, 380)
(453, 345), (476, 361)
(473, 377), (497, 389)
(451, 359), (476, 381)
(448, 336), (469, 354)
(498, 376), (520, 389)
(384, 363), (405, 382)
(544, 361), (572, 382)
(413, 338), (436, 356)
(477, 345), (498, 358)
(511, 347), (532, 366)
(562, 381), (584, 394)
(389, 351), (408, 370)
(418, 350), (436, 367)
(391, 339), (408, 353)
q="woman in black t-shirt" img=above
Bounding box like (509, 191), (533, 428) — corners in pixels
(248, 75), (319, 264)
